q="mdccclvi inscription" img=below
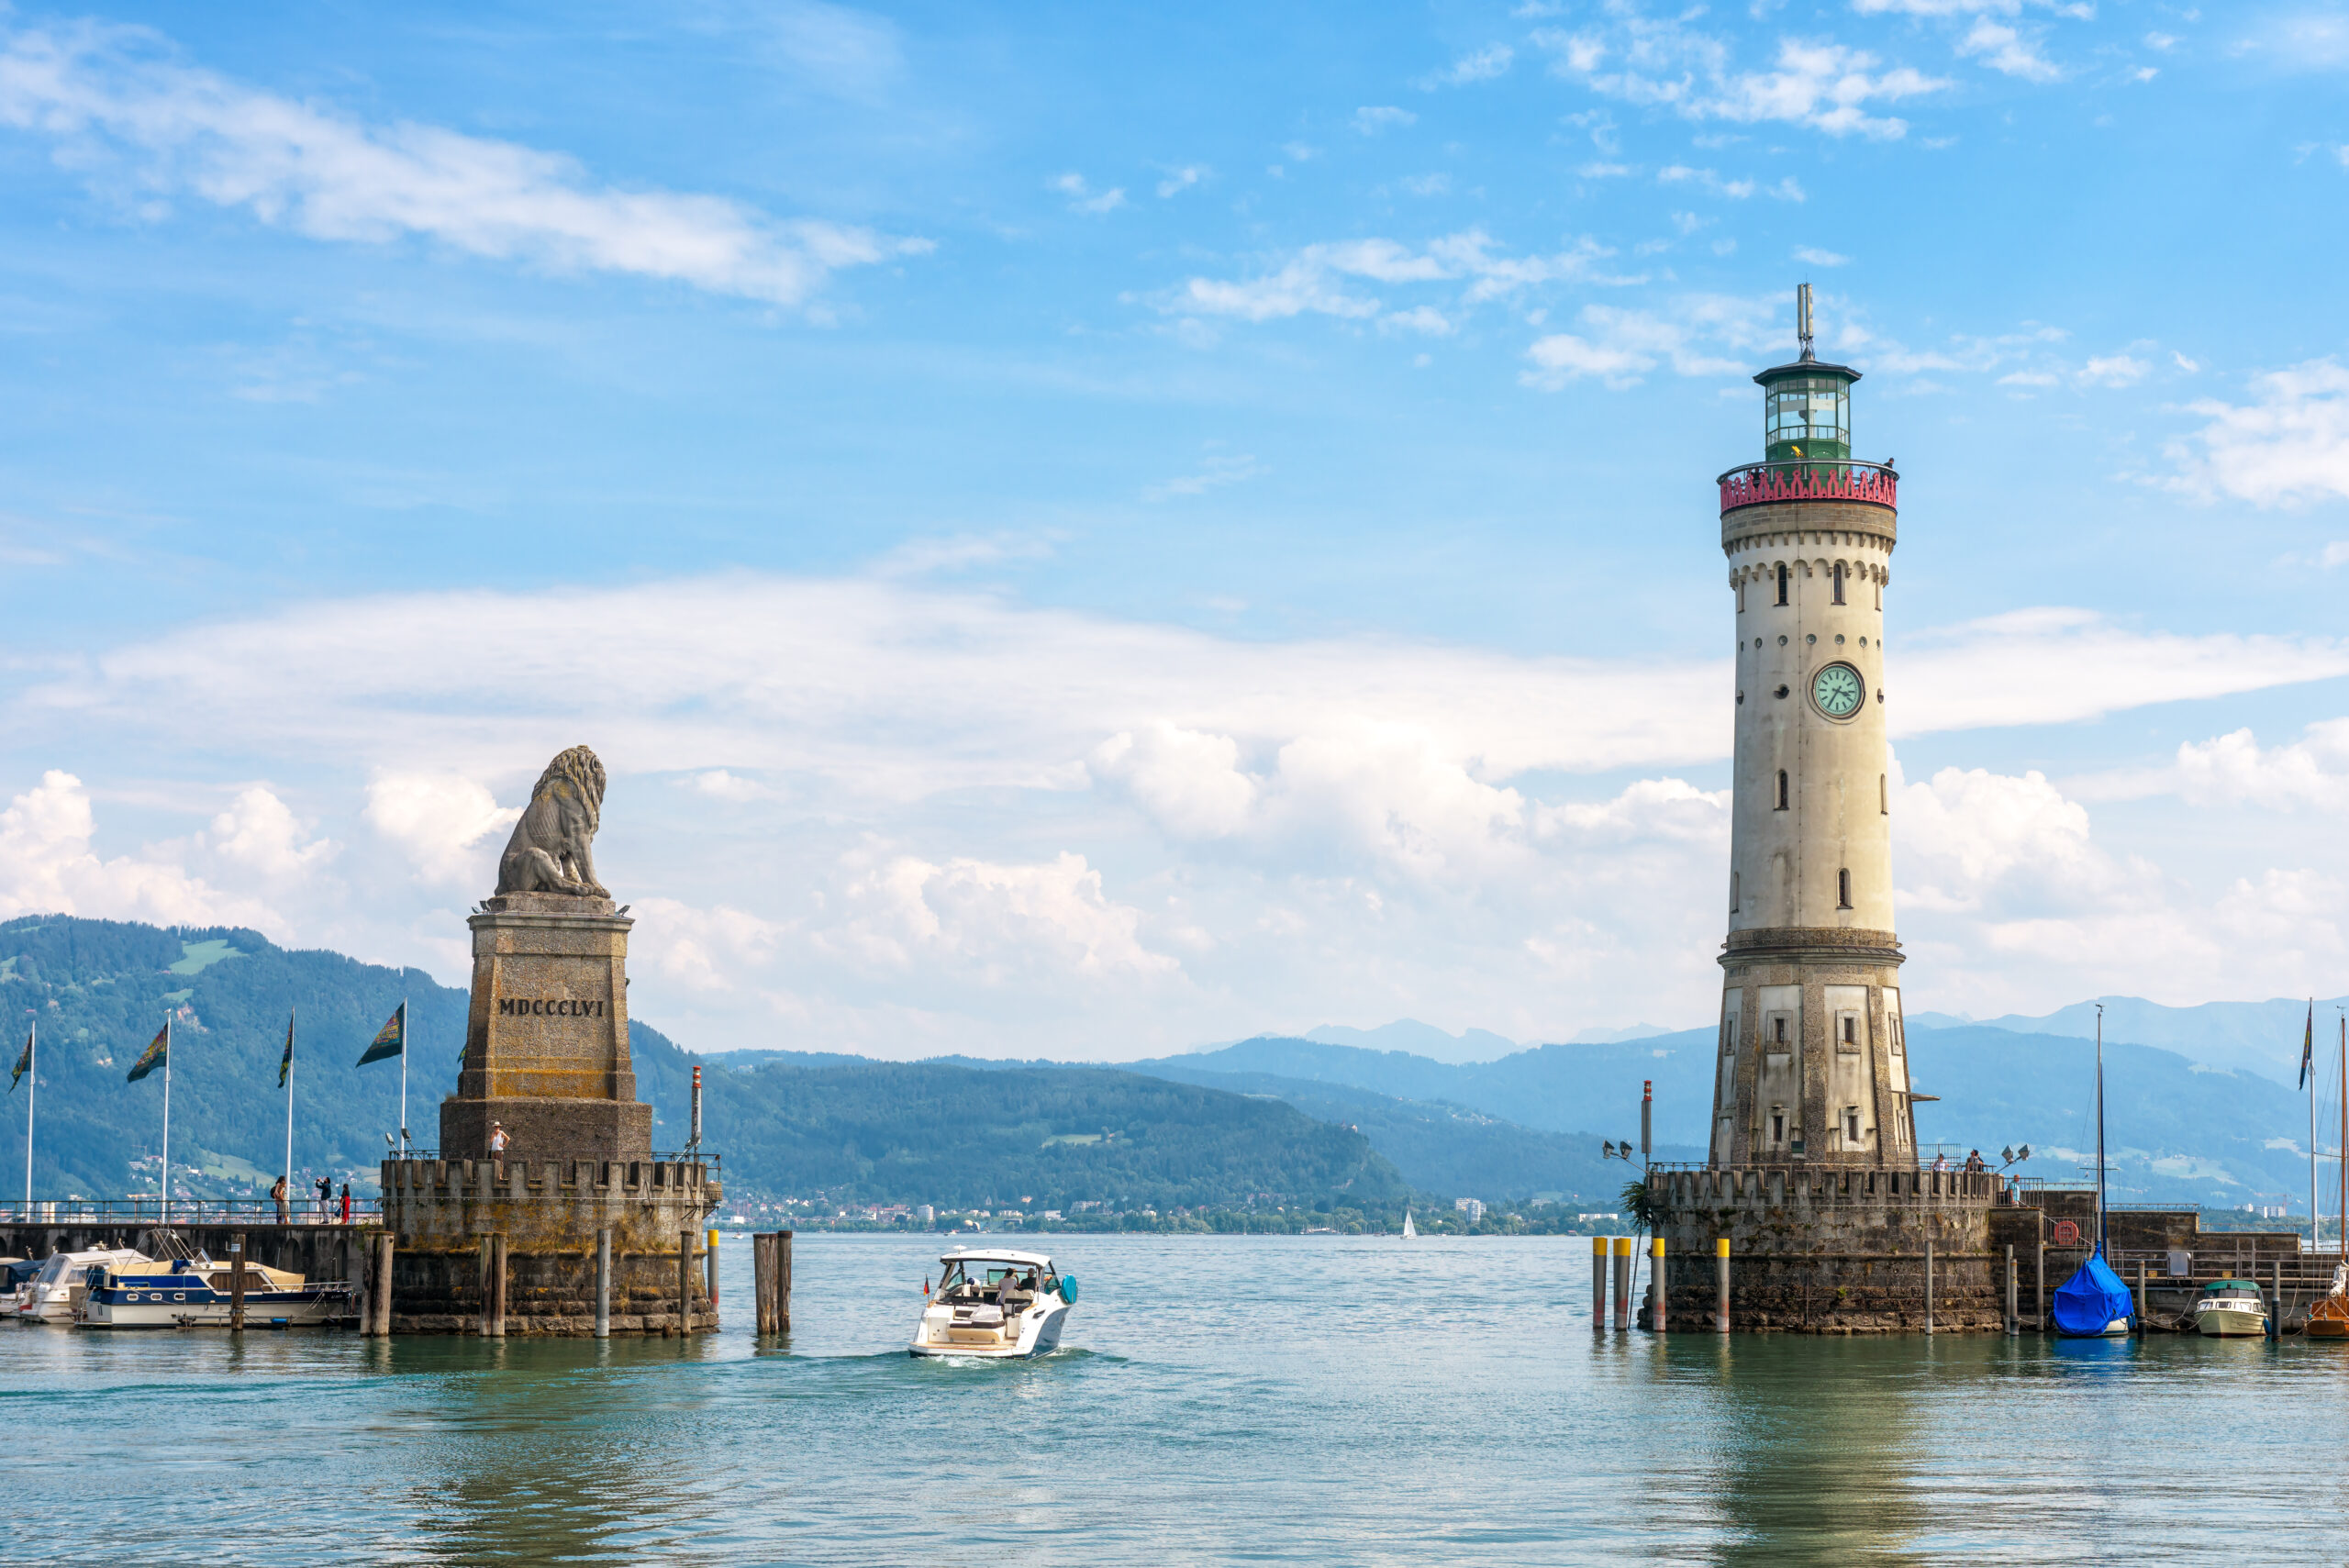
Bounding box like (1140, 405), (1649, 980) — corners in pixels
(498, 996), (609, 1018)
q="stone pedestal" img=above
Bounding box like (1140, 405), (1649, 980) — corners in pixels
(439, 892), (652, 1162)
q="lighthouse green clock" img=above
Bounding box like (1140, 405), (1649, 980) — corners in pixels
(1708, 283), (1915, 1172)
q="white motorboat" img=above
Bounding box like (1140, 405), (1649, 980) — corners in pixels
(80, 1257), (352, 1329)
(2194, 1279), (2269, 1339)
(13, 1249), (151, 1323)
(910, 1248), (1075, 1359)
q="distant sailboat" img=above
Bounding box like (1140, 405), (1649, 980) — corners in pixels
(1401, 1210), (1417, 1240)
(2053, 1005), (2134, 1339)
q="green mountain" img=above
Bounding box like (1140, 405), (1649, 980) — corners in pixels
(0, 917), (1405, 1213)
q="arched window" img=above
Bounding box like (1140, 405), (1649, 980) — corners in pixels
(1832, 562), (1845, 605)
(1776, 770), (1789, 810)
(1776, 562), (1789, 605)
(1838, 868), (1853, 908)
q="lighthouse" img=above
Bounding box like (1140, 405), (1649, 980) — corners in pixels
(1709, 284), (1913, 1171)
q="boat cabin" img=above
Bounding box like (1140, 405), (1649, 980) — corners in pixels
(934, 1252), (1060, 1316)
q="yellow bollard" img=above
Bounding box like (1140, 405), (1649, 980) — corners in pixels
(1715, 1237), (1731, 1333)
(1611, 1236), (1633, 1330)
(1591, 1235), (1608, 1334)
(1651, 1236), (1667, 1333)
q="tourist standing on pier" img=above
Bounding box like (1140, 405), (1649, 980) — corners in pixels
(271, 1174), (288, 1225)
(339, 1184), (351, 1224)
(316, 1174), (332, 1220)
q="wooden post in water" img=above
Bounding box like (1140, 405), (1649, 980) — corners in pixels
(2005, 1244), (2017, 1336)
(754, 1231), (784, 1336)
(594, 1228), (611, 1340)
(2274, 1258), (2285, 1339)
(487, 1235), (507, 1338)
(1590, 1237), (1607, 1333)
(778, 1229), (793, 1332)
(373, 1233), (395, 1336)
(229, 1231), (247, 1332)
(705, 1228), (719, 1315)
(1650, 1237), (1666, 1333)
(2135, 1260), (2146, 1336)
(680, 1228), (695, 1333)
(1715, 1238), (1731, 1333)
(1924, 1239), (1934, 1336)
(2035, 1242), (2045, 1332)
(477, 1236), (494, 1337)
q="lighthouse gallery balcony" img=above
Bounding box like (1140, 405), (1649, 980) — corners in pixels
(1718, 459), (1898, 516)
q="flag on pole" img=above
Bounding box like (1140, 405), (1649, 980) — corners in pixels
(2301, 1001), (2316, 1091)
(8, 1029), (29, 1093)
(356, 1002), (406, 1066)
(127, 1022), (170, 1083)
(279, 1012), (295, 1088)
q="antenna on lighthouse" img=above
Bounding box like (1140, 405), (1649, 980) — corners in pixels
(1797, 282), (1815, 362)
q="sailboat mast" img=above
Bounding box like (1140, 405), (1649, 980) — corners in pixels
(2095, 1004), (2107, 1257)
(2337, 1013), (2344, 1257)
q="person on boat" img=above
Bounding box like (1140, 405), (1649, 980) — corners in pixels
(271, 1174), (289, 1226)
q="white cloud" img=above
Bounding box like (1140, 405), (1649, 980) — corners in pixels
(1521, 294), (1777, 388)
(0, 23), (926, 308)
(209, 786), (336, 883)
(2076, 353), (2148, 388)
(1142, 451), (1262, 502)
(1418, 44), (1515, 88)
(1399, 172), (1453, 196)
(1380, 305), (1453, 336)
(2074, 724), (2349, 815)
(1659, 164), (1757, 198)
(1539, 22), (1947, 139)
(1352, 106), (1418, 134)
(2166, 361), (2349, 506)
(1957, 19), (2062, 82)
(685, 770), (766, 803)
(628, 895), (783, 990)
(824, 849), (1179, 986)
(1051, 172), (1126, 214)
(1155, 166), (1205, 198)
(1793, 246), (1849, 267)
(362, 772), (519, 886)
(0, 770), (287, 933)
(1167, 228), (1631, 327)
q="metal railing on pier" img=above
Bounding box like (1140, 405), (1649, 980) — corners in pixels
(0, 1197), (383, 1226)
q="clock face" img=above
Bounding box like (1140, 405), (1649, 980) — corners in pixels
(1811, 662), (1865, 718)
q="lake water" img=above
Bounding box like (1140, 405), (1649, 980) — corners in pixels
(6, 1233), (2346, 1565)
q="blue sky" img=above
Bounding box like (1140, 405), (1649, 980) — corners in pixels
(3, 1), (2349, 1060)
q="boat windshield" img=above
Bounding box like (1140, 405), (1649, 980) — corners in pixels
(936, 1262), (1055, 1304)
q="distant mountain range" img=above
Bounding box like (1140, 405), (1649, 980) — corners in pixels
(1909, 995), (2349, 1086)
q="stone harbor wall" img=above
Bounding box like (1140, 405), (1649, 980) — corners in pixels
(1651, 1165), (2002, 1332)
(382, 1156), (718, 1335)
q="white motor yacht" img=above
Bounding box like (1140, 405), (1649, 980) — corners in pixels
(910, 1249), (1074, 1359)
(14, 1249), (151, 1324)
(2194, 1279), (2269, 1338)
(80, 1257), (352, 1329)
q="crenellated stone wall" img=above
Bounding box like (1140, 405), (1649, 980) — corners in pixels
(1651, 1165), (2003, 1332)
(382, 1156), (718, 1335)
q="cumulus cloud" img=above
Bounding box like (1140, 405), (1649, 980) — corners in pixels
(362, 772), (518, 885)
(1521, 294), (1778, 388)
(209, 786), (336, 882)
(0, 22), (927, 308)
(0, 770), (287, 933)
(1051, 172), (1126, 214)
(825, 850), (1179, 987)
(1956, 18), (2062, 80)
(1352, 106), (1418, 134)
(2165, 360), (2349, 506)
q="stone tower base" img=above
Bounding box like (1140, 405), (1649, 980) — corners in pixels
(383, 1156), (719, 1335)
(1652, 1165), (2003, 1332)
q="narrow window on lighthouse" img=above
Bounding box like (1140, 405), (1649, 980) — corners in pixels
(1837, 868), (1853, 908)
(1731, 871), (1741, 913)
(1832, 562), (1846, 605)
(1776, 562), (1789, 605)
(1880, 774), (1888, 815)
(1776, 771), (1789, 810)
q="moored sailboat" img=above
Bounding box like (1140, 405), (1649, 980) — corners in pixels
(2052, 1005), (2133, 1338)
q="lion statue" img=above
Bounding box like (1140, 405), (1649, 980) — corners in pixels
(495, 745), (610, 897)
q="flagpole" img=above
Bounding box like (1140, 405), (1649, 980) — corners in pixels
(161, 1014), (173, 1228)
(22, 1020), (33, 1214)
(400, 996), (409, 1154)
(2311, 1000), (2320, 1254)
(284, 1006), (295, 1208)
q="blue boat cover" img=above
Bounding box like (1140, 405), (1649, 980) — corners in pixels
(2052, 1250), (2133, 1336)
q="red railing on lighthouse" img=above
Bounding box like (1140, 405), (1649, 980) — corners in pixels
(1718, 461), (1898, 515)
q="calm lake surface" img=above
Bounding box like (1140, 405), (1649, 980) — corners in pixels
(6, 1232), (2345, 1565)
